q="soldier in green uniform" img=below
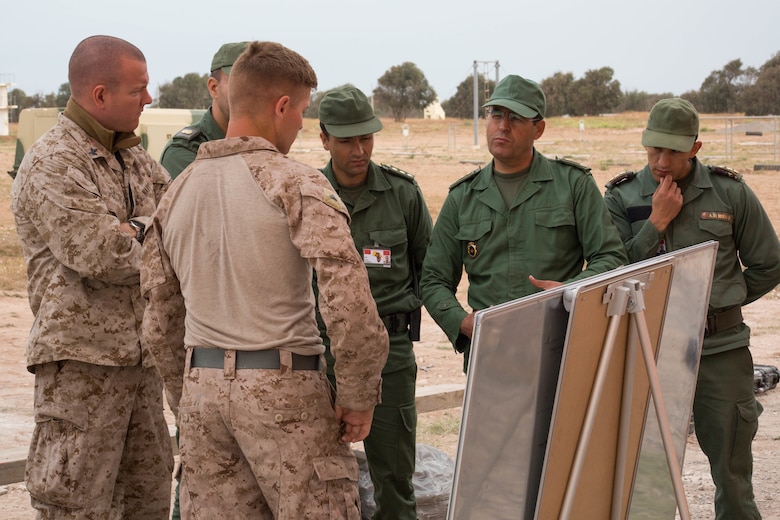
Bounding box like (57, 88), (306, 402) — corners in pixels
(420, 75), (627, 372)
(159, 41), (248, 178)
(604, 98), (780, 520)
(316, 86), (433, 520)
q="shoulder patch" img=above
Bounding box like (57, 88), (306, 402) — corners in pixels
(711, 166), (743, 181)
(605, 171), (638, 190)
(322, 188), (346, 212)
(554, 156), (590, 172)
(379, 163), (415, 182)
(173, 126), (203, 142)
(449, 167), (482, 190)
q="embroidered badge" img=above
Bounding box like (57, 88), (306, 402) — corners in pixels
(467, 241), (478, 258)
(323, 189), (343, 211)
(700, 211), (733, 223)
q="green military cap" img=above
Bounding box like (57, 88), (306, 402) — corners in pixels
(642, 98), (699, 152)
(483, 74), (546, 119)
(210, 41), (250, 75)
(319, 85), (383, 138)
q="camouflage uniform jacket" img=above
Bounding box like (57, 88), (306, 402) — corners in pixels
(11, 113), (170, 371)
(141, 136), (389, 415)
(158, 107), (224, 179)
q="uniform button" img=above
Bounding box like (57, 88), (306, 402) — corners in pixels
(182, 413), (189, 422)
(274, 414), (284, 423)
(300, 412), (309, 420)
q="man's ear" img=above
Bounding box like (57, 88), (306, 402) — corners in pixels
(320, 131), (330, 150)
(274, 95), (291, 118)
(207, 76), (220, 99)
(92, 85), (107, 108)
(533, 119), (546, 140)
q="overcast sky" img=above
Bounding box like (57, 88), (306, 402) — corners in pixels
(2, 0), (777, 104)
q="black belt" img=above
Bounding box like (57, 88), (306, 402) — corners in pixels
(705, 306), (743, 337)
(381, 313), (410, 335)
(190, 348), (321, 370)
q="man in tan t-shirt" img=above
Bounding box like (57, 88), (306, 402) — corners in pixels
(141, 41), (388, 519)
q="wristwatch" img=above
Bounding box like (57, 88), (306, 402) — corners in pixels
(129, 220), (146, 244)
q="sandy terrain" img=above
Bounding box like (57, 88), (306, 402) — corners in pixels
(1, 114), (779, 519)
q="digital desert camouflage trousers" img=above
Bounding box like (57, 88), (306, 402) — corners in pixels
(27, 360), (174, 519)
(178, 349), (361, 519)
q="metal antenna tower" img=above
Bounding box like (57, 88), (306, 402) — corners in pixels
(472, 60), (500, 147)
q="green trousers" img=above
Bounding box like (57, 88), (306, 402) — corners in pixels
(330, 363), (418, 520)
(693, 346), (762, 520)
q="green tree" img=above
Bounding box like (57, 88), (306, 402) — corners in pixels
(618, 90), (674, 112)
(541, 72), (574, 117)
(55, 83), (71, 107)
(7, 88), (34, 122)
(442, 74), (495, 119)
(680, 90), (703, 112)
(373, 62), (437, 122)
(698, 59), (756, 113)
(567, 67), (622, 116)
(157, 73), (210, 109)
(741, 52), (780, 116)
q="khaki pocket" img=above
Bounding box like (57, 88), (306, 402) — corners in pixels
(310, 456), (361, 519)
(26, 402), (90, 509)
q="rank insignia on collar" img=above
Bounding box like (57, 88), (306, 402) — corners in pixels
(467, 241), (478, 258)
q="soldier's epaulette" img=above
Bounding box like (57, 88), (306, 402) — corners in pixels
(173, 126), (203, 142)
(449, 167), (482, 190)
(605, 171), (638, 190)
(554, 156), (591, 172)
(379, 163), (415, 182)
(710, 166), (743, 181)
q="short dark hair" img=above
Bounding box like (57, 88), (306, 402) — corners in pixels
(229, 41), (317, 114)
(69, 35), (145, 98)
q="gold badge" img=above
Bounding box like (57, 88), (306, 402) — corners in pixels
(700, 211), (733, 223)
(467, 241), (478, 258)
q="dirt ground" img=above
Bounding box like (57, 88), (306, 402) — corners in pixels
(1, 114), (779, 519)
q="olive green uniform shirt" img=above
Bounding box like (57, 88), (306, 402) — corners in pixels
(604, 158), (780, 354)
(317, 161), (432, 374)
(421, 150), (627, 354)
(159, 107), (224, 178)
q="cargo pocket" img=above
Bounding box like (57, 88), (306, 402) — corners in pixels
(310, 456), (361, 519)
(732, 397), (760, 475)
(26, 402), (90, 509)
(399, 403), (417, 435)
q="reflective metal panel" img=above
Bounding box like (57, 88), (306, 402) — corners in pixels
(448, 287), (569, 519)
(628, 244), (718, 518)
(447, 242), (717, 520)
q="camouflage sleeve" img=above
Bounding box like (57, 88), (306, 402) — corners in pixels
(290, 179), (389, 412)
(21, 151), (141, 285)
(140, 200), (186, 417)
(149, 158), (172, 204)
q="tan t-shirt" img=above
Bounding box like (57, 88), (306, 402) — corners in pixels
(141, 136), (388, 412)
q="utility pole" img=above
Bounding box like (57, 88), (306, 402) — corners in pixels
(472, 61), (500, 147)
